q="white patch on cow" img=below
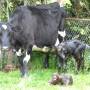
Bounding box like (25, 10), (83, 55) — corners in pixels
(42, 46), (49, 52)
(12, 49), (16, 52)
(33, 45), (38, 48)
(2, 24), (7, 30)
(58, 31), (66, 38)
(59, 3), (64, 7)
(23, 52), (30, 63)
(33, 45), (49, 52)
(2, 46), (8, 50)
(16, 49), (22, 56)
(55, 38), (60, 46)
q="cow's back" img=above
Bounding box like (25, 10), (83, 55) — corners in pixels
(28, 5), (60, 47)
(9, 4), (61, 48)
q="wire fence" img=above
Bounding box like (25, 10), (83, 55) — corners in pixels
(65, 18), (90, 44)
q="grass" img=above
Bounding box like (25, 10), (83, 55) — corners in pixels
(0, 69), (90, 90)
(0, 50), (90, 90)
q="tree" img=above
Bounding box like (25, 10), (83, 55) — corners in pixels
(66, 0), (90, 17)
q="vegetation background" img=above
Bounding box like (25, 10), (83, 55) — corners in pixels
(0, 0), (90, 21)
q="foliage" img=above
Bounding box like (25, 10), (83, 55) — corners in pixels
(65, 0), (90, 18)
(65, 19), (90, 44)
(0, 0), (90, 21)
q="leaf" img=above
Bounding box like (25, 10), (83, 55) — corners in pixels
(80, 29), (85, 35)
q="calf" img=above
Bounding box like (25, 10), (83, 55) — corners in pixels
(49, 73), (73, 85)
(56, 40), (90, 71)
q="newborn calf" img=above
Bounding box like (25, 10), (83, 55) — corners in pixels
(49, 73), (73, 85)
(56, 40), (88, 71)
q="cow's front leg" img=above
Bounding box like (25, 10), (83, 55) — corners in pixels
(23, 46), (32, 77)
(16, 47), (32, 77)
(16, 48), (25, 77)
(18, 55), (25, 77)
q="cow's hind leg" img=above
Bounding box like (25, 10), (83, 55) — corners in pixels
(18, 55), (26, 77)
(43, 53), (49, 68)
(57, 56), (66, 73)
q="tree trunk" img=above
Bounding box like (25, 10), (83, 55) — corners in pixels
(69, 0), (81, 17)
(6, 0), (9, 20)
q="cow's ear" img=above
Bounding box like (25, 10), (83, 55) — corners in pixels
(1, 24), (7, 30)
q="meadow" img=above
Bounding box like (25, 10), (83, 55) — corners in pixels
(0, 69), (90, 90)
(0, 51), (90, 90)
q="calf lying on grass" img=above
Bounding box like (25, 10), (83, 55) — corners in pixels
(56, 40), (90, 71)
(49, 73), (73, 85)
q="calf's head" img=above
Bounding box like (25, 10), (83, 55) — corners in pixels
(56, 43), (67, 59)
(49, 73), (61, 85)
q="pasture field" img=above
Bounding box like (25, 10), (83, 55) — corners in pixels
(0, 50), (90, 90)
(0, 69), (90, 90)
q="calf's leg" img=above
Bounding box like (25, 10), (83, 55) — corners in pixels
(74, 45), (85, 71)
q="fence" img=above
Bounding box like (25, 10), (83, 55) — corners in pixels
(0, 18), (90, 70)
(65, 18), (90, 44)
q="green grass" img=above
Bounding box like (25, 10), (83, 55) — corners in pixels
(0, 50), (90, 90)
(0, 69), (90, 90)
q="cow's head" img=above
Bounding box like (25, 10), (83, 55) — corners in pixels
(0, 23), (11, 50)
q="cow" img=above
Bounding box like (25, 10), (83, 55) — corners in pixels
(0, 2), (67, 77)
(56, 40), (90, 72)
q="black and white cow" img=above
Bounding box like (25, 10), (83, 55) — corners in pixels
(0, 2), (67, 77)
